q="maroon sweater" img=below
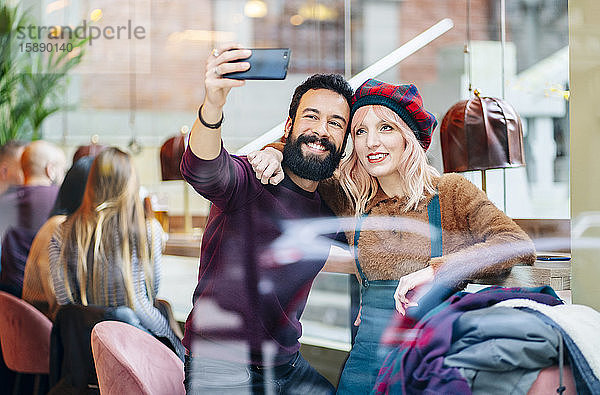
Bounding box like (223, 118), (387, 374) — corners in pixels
(181, 145), (339, 365)
(0, 185), (59, 293)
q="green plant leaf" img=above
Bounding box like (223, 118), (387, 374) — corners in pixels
(0, 1), (86, 143)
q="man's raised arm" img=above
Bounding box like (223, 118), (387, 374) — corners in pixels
(188, 44), (251, 160)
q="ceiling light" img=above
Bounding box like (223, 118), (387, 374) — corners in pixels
(46, 0), (69, 14)
(298, 3), (337, 21)
(90, 8), (103, 22)
(244, 0), (268, 18)
(290, 14), (304, 26)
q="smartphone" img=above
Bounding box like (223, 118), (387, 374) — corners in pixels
(224, 48), (291, 80)
(536, 255), (571, 261)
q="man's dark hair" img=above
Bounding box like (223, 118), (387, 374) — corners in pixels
(0, 140), (26, 163)
(288, 74), (353, 123)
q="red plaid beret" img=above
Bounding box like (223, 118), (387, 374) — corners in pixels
(351, 79), (437, 151)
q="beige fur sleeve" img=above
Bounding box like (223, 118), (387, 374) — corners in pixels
(317, 176), (353, 217)
(431, 174), (536, 284)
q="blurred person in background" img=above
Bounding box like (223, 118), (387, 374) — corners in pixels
(48, 147), (185, 359)
(22, 156), (94, 319)
(0, 140), (26, 196)
(0, 140), (66, 295)
(0, 140), (26, 268)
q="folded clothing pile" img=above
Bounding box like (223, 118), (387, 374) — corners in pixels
(373, 286), (600, 395)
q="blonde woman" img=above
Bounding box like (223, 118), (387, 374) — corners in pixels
(48, 147), (184, 359)
(252, 79), (536, 393)
(23, 156), (94, 319)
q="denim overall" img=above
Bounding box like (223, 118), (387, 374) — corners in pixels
(337, 195), (442, 394)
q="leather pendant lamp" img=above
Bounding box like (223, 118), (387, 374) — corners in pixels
(73, 136), (106, 163)
(440, 90), (526, 191)
(159, 129), (192, 233)
(159, 134), (186, 181)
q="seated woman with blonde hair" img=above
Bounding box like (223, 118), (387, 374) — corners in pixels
(23, 156), (94, 319)
(48, 147), (184, 359)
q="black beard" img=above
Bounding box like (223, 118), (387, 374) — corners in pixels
(282, 133), (342, 181)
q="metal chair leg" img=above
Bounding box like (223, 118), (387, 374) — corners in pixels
(33, 374), (41, 395)
(12, 372), (21, 395)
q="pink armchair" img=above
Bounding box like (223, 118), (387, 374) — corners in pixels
(0, 291), (52, 394)
(91, 320), (184, 395)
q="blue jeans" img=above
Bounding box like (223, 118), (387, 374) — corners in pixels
(184, 352), (334, 394)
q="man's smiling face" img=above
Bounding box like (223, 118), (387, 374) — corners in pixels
(282, 88), (350, 181)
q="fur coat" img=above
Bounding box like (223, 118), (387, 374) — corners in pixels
(318, 173), (536, 283)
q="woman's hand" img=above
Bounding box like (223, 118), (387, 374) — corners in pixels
(394, 266), (434, 315)
(247, 147), (284, 185)
(354, 305), (362, 326)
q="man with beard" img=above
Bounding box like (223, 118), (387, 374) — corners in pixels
(181, 44), (352, 394)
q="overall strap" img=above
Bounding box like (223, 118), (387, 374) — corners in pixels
(353, 214), (369, 287)
(354, 193), (442, 288)
(427, 194), (442, 258)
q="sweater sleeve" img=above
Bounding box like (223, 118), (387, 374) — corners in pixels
(430, 174), (536, 284)
(180, 143), (262, 211)
(23, 215), (65, 319)
(48, 223), (72, 305)
(147, 219), (164, 300)
(130, 231), (185, 358)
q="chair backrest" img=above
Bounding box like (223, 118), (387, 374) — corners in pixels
(49, 304), (148, 392)
(0, 291), (52, 374)
(91, 321), (184, 395)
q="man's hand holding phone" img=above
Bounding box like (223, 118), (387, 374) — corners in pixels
(204, 45), (291, 111)
(204, 43), (251, 110)
(191, 44), (291, 160)
(189, 44), (250, 160)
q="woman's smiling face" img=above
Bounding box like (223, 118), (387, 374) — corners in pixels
(352, 105), (412, 182)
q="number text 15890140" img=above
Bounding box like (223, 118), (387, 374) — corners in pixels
(19, 42), (73, 53)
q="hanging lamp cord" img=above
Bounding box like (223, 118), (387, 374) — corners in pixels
(465, 0), (472, 93)
(500, 0), (508, 212)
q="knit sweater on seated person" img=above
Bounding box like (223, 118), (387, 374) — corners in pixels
(48, 218), (184, 358)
